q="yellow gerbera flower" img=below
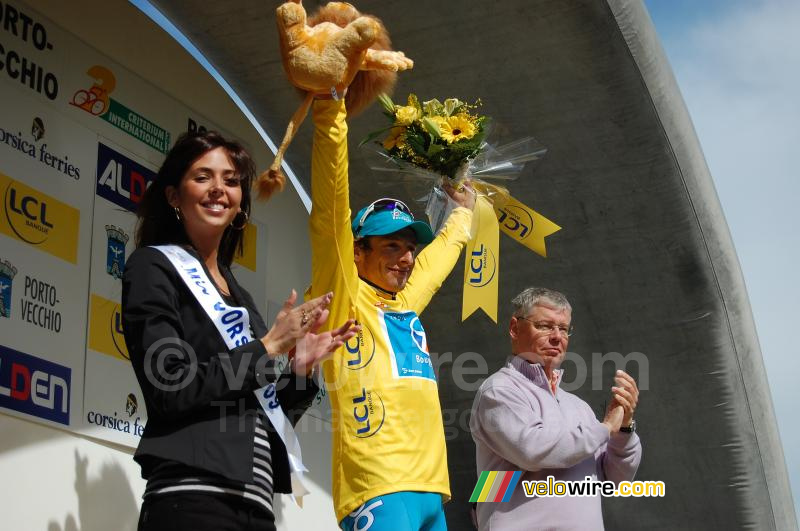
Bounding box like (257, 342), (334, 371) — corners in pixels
(383, 126), (407, 150)
(438, 114), (477, 143)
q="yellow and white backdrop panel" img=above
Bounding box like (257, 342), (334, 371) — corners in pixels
(0, 0), (268, 448)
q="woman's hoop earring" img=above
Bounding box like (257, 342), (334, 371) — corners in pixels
(174, 207), (182, 222)
(230, 210), (248, 230)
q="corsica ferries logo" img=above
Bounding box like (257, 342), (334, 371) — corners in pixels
(0, 260), (18, 318)
(467, 243), (497, 288)
(88, 294), (128, 361)
(86, 393), (144, 438)
(352, 387), (385, 438)
(0, 172), (80, 264)
(345, 327), (376, 370)
(125, 393), (138, 417)
(0, 117), (81, 180)
(105, 225), (128, 280)
(31, 117), (45, 142)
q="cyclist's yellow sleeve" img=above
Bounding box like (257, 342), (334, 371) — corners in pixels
(309, 99), (472, 522)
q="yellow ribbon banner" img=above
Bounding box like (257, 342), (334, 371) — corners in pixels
(495, 196), (561, 257)
(461, 191), (560, 323)
(462, 196), (499, 322)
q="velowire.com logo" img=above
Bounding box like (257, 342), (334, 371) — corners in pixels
(470, 471), (522, 503)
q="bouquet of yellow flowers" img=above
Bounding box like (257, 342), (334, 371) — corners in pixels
(363, 92), (549, 235)
(363, 93), (489, 180)
(362, 93), (559, 324)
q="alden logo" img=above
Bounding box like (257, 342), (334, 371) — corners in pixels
(468, 244), (497, 288)
(0, 259), (17, 318)
(345, 327), (376, 370)
(105, 225), (128, 279)
(96, 143), (155, 213)
(0, 344), (71, 425)
(352, 387), (385, 438)
(0, 172), (80, 263)
(88, 293), (128, 361)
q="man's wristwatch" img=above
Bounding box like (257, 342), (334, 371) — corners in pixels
(620, 419), (636, 433)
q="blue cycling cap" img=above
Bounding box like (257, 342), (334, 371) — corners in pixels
(351, 198), (434, 244)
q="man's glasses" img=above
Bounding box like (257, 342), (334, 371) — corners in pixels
(354, 198), (413, 238)
(516, 316), (574, 337)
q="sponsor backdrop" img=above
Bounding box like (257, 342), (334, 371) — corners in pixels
(0, 0), (267, 447)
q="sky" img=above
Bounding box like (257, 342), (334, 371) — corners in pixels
(644, 0), (799, 522)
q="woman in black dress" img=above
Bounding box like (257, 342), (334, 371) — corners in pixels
(123, 130), (355, 531)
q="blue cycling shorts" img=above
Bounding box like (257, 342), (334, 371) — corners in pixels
(340, 491), (446, 531)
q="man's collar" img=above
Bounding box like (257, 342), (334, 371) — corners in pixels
(508, 355), (563, 394)
(359, 275), (397, 300)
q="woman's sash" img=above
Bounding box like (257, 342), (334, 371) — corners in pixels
(153, 245), (309, 504)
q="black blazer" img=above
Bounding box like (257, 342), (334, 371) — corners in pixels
(122, 246), (318, 492)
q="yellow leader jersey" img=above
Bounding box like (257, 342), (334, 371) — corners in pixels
(308, 100), (473, 522)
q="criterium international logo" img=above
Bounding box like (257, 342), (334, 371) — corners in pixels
(70, 65), (170, 154)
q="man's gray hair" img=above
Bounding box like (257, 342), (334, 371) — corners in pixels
(511, 287), (572, 317)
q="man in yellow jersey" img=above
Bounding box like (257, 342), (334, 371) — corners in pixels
(308, 97), (475, 530)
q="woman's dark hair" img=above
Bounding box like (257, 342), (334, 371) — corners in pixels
(135, 130), (256, 266)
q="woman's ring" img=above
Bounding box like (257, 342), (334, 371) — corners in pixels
(301, 310), (309, 326)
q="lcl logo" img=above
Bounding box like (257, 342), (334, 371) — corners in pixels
(4, 185), (54, 244)
(345, 327), (376, 370)
(468, 244), (497, 288)
(352, 387), (385, 438)
(0, 173), (79, 263)
(497, 205), (534, 239)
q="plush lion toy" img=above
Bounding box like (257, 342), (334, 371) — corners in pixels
(257, 0), (414, 200)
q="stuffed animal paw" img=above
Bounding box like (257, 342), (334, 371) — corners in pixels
(258, 0), (413, 200)
(362, 49), (414, 72)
